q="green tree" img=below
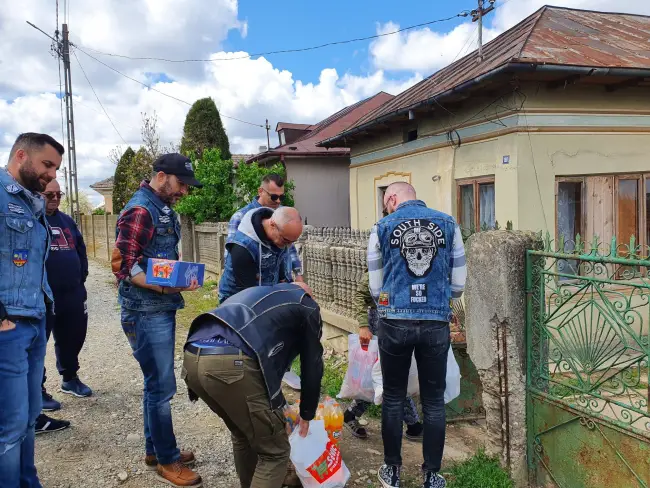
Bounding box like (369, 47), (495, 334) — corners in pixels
(180, 98), (231, 160)
(61, 190), (94, 215)
(234, 161), (294, 208)
(112, 147), (135, 213)
(174, 149), (236, 224)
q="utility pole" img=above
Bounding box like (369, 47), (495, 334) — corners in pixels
(472, 0), (495, 62)
(26, 20), (80, 221)
(61, 24), (80, 223)
(265, 119), (271, 150)
(62, 166), (70, 211)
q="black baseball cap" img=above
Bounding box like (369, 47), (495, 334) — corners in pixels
(153, 153), (203, 188)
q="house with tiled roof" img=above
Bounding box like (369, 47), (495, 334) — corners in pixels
(320, 6), (650, 252)
(247, 91), (394, 226)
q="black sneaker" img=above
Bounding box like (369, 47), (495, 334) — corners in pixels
(405, 422), (424, 442)
(423, 471), (446, 488)
(35, 414), (70, 435)
(42, 391), (61, 412)
(378, 464), (400, 488)
(343, 411), (368, 439)
(61, 377), (92, 398)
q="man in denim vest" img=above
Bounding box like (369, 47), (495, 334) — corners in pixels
(113, 153), (203, 488)
(225, 173), (304, 282)
(368, 182), (466, 488)
(0, 132), (63, 488)
(218, 206), (303, 302)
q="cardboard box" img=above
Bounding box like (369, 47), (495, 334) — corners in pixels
(146, 259), (205, 288)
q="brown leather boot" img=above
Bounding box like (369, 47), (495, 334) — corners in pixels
(156, 461), (202, 487)
(145, 451), (196, 470)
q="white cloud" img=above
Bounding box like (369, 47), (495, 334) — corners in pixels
(2, 0), (648, 208)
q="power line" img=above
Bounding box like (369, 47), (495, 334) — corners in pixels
(72, 50), (127, 144)
(74, 46), (266, 128)
(74, 13), (469, 64)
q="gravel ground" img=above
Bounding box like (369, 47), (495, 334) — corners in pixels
(36, 260), (239, 488)
(36, 260), (484, 488)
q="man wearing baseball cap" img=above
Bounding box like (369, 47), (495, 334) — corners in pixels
(112, 153), (203, 487)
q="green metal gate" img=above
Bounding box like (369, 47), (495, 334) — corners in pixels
(526, 235), (650, 488)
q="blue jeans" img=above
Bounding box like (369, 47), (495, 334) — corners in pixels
(0, 318), (46, 488)
(378, 318), (449, 472)
(121, 309), (180, 465)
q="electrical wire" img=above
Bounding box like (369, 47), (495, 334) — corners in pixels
(72, 50), (127, 144)
(74, 13), (469, 64)
(74, 46), (265, 128)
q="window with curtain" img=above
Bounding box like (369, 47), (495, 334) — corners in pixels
(557, 181), (582, 276)
(456, 178), (495, 232)
(555, 174), (650, 279)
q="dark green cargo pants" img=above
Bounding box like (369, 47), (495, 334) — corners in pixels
(182, 351), (290, 488)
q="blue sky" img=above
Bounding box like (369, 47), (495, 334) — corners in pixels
(225, 1), (481, 83)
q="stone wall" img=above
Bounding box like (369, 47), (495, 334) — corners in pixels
(464, 230), (542, 488)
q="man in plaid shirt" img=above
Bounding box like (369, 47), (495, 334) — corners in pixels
(226, 173), (303, 282)
(113, 154), (203, 488)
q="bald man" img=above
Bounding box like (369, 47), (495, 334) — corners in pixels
(218, 206), (304, 302)
(369, 182), (466, 488)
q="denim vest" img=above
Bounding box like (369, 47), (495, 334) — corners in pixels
(218, 208), (291, 302)
(0, 168), (52, 319)
(376, 200), (456, 321)
(116, 183), (184, 312)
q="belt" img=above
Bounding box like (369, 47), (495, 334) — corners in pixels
(185, 344), (242, 356)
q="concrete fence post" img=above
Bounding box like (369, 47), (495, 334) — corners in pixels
(90, 214), (96, 258)
(104, 214), (110, 260)
(464, 230), (542, 487)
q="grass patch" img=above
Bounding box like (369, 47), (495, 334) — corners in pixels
(444, 450), (513, 488)
(176, 282), (219, 332)
(291, 355), (349, 400)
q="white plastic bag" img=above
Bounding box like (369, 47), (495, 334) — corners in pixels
(372, 347), (461, 405)
(337, 334), (378, 403)
(445, 346), (461, 403)
(289, 420), (350, 488)
(372, 355), (418, 405)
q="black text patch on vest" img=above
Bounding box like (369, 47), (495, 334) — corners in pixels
(389, 219), (446, 277)
(410, 283), (427, 303)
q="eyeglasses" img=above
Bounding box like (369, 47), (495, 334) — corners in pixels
(43, 191), (65, 200)
(262, 188), (286, 202)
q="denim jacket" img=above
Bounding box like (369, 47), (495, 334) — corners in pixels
(116, 184), (183, 312)
(219, 207), (291, 302)
(0, 168), (52, 319)
(375, 200), (457, 321)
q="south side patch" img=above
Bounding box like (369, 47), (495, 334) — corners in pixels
(12, 249), (28, 267)
(378, 291), (389, 306)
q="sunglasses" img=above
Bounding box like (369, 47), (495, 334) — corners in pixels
(43, 191), (65, 200)
(262, 188), (286, 202)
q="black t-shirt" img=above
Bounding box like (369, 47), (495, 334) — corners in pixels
(229, 208), (287, 288)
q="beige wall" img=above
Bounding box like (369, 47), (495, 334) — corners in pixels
(285, 157), (351, 227)
(348, 83), (650, 232)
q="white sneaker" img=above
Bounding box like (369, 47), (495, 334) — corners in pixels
(282, 371), (301, 390)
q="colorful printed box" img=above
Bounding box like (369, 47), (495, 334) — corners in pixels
(145, 259), (205, 288)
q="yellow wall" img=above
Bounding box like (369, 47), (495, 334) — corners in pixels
(349, 83), (650, 231)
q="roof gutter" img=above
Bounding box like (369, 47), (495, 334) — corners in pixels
(318, 62), (650, 147)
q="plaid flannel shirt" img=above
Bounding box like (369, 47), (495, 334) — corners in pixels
(226, 198), (303, 275)
(112, 184), (156, 282)
(368, 223), (466, 303)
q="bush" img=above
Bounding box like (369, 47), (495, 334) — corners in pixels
(234, 161), (295, 208)
(174, 149), (237, 223)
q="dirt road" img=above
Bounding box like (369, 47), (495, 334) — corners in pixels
(36, 260), (482, 488)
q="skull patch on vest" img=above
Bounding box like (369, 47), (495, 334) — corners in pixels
(389, 219), (446, 277)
